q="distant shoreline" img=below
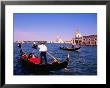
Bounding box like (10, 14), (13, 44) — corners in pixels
(14, 42), (97, 46)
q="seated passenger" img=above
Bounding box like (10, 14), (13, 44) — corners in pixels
(71, 44), (74, 48)
(32, 54), (36, 58)
(21, 53), (28, 60)
(29, 55), (41, 64)
(27, 53), (33, 60)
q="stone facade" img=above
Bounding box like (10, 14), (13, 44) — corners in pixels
(72, 32), (97, 45)
(81, 35), (97, 45)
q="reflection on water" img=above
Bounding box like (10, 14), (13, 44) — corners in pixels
(14, 43), (97, 75)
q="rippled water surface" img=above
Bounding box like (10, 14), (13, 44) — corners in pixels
(14, 43), (97, 75)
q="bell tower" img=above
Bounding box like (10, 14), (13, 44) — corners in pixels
(74, 28), (82, 45)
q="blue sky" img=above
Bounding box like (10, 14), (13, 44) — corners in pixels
(14, 13), (97, 42)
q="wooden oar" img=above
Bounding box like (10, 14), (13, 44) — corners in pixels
(47, 52), (58, 61)
(47, 52), (70, 62)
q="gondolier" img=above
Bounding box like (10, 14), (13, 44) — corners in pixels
(18, 42), (22, 48)
(71, 44), (75, 48)
(38, 42), (47, 64)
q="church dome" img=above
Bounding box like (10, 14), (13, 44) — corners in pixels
(75, 31), (82, 38)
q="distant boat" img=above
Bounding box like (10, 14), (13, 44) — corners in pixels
(60, 46), (80, 51)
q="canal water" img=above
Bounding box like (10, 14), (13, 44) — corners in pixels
(14, 43), (97, 75)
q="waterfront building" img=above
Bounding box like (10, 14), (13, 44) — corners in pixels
(54, 36), (64, 43)
(64, 40), (72, 44)
(72, 31), (97, 45)
(57, 38), (64, 43)
(81, 35), (97, 45)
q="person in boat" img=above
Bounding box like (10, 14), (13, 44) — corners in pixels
(27, 53), (33, 60)
(71, 44), (75, 48)
(22, 53), (35, 60)
(38, 42), (48, 64)
(32, 42), (37, 49)
(21, 53), (28, 60)
(21, 53), (41, 64)
(18, 42), (22, 48)
(28, 53), (41, 64)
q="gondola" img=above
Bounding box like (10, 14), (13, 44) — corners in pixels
(60, 46), (80, 51)
(20, 59), (68, 72)
(20, 54), (69, 72)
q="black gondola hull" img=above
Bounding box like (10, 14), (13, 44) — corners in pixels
(60, 47), (80, 51)
(20, 59), (68, 72)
